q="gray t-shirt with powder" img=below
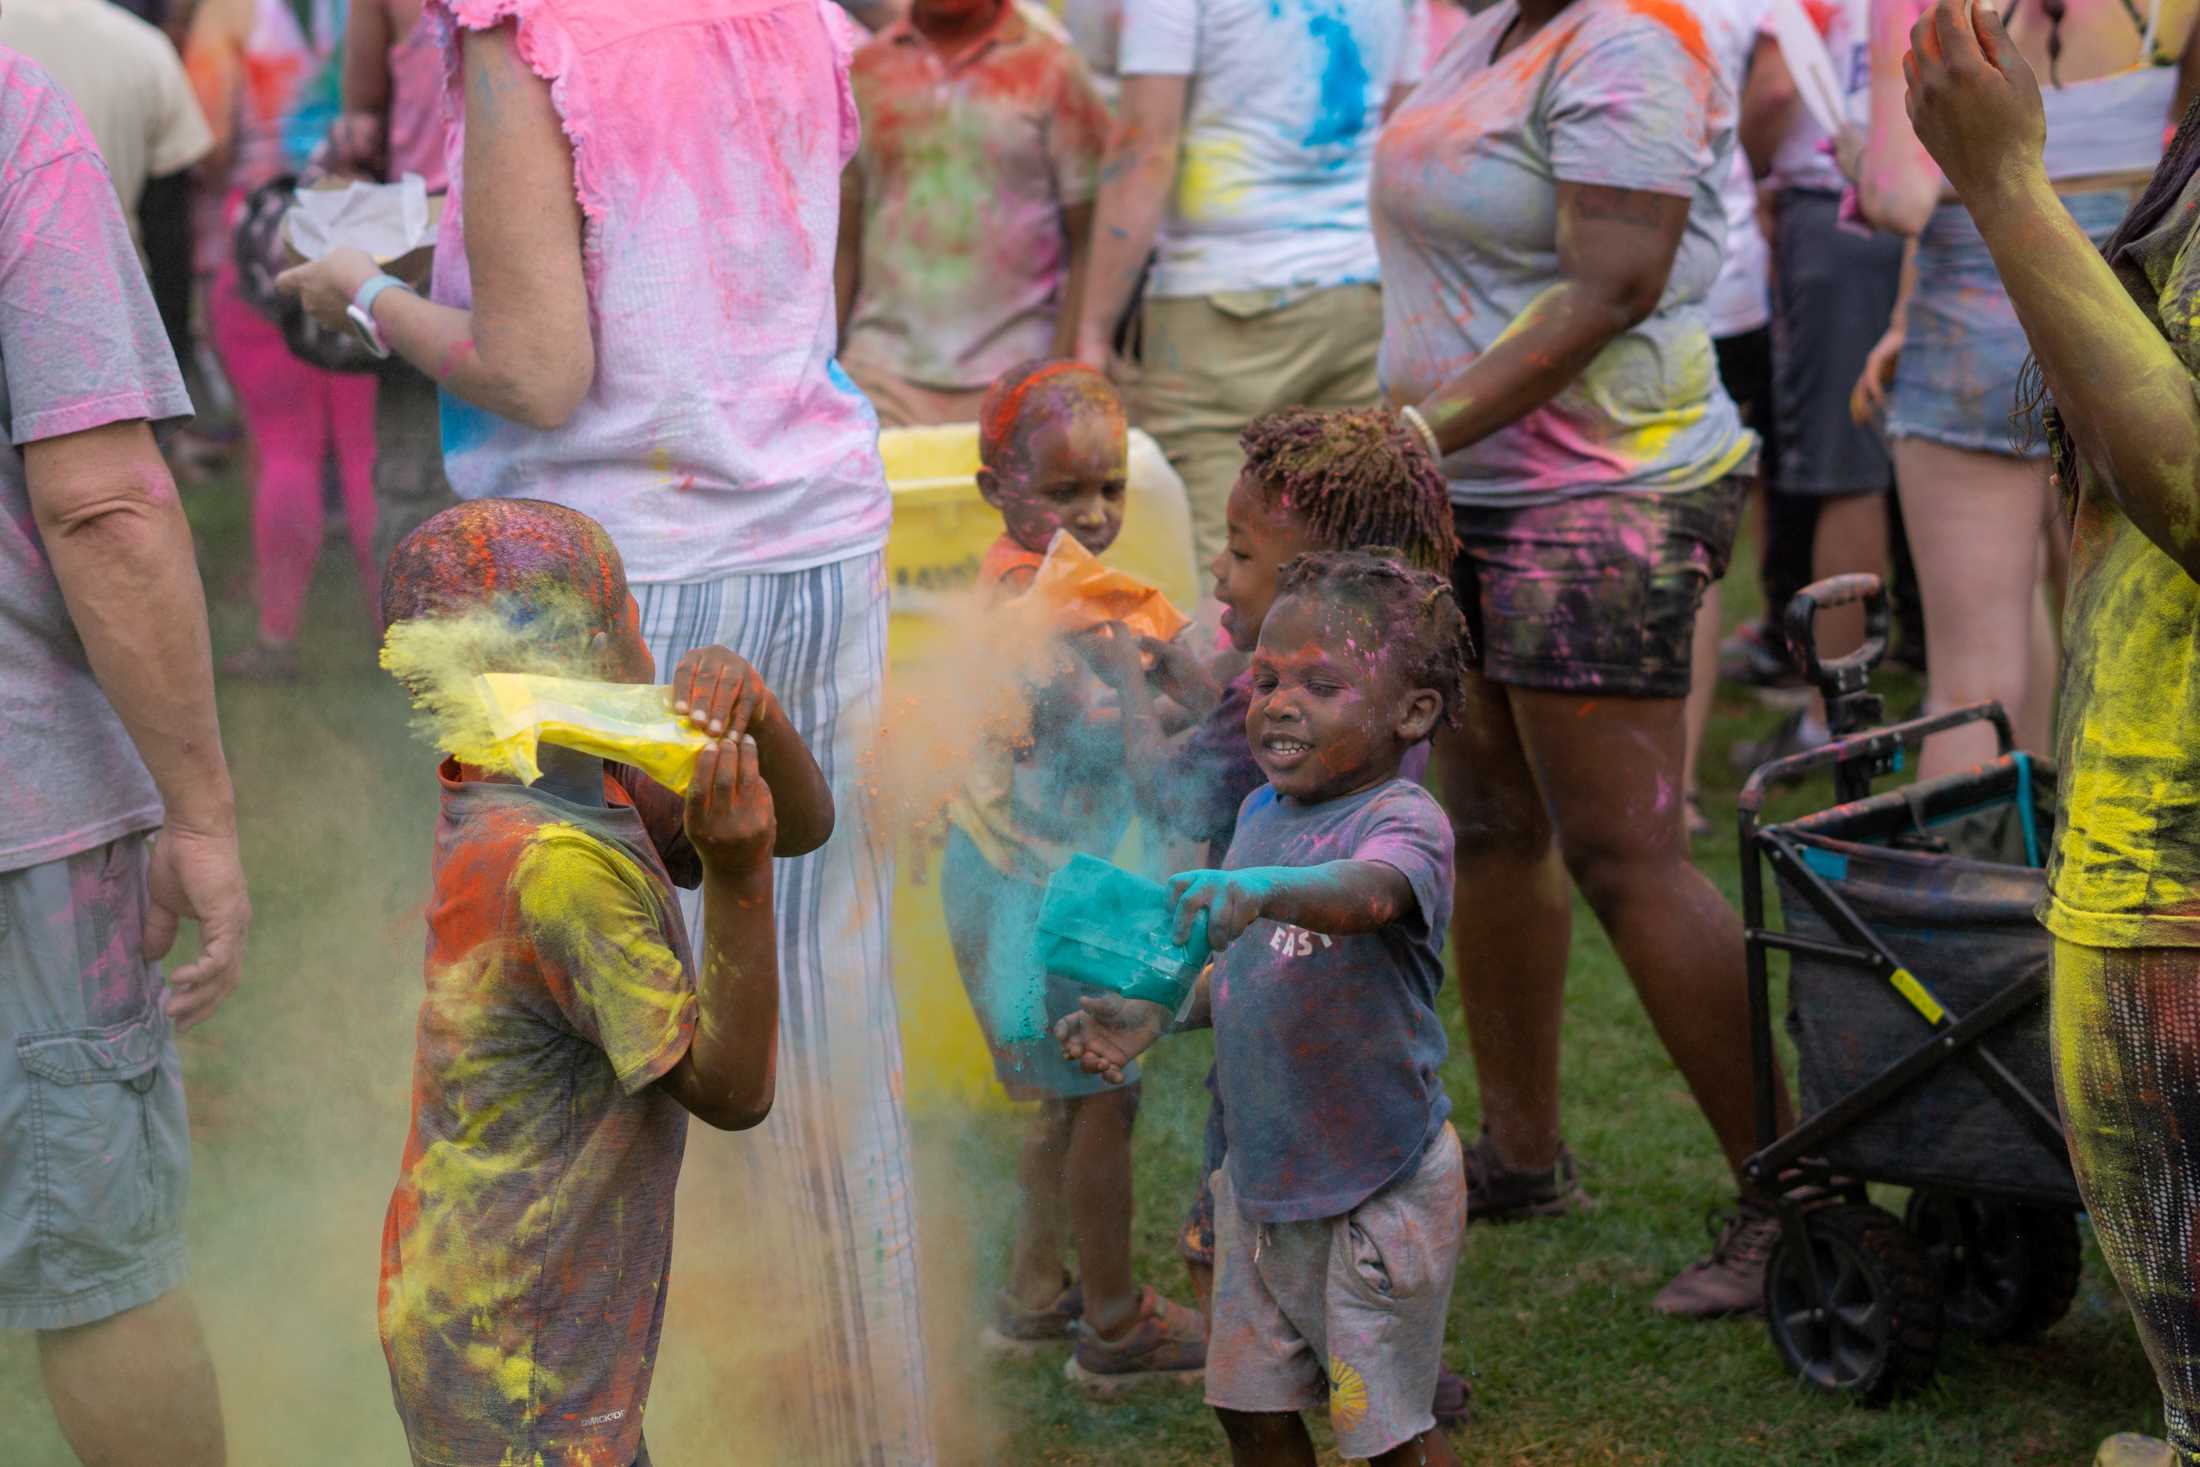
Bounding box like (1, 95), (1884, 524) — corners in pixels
(0, 48), (186, 873)
(1371, 0), (1753, 506)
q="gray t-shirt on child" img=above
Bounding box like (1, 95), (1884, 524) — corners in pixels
(1371, 0), (1753, 506)
(0, 48), (186, 873)
(1211, 778), (1455, 1224)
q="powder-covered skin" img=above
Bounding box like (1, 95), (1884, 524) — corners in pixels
(1209, 778), (1454, 1224)
(1371, 0), (1753, 503)
(844, 6), (1108, 390)
(2043, 165), (2200, 946)
(1119, 0), (1428, 298)
(379, 763), (697, 1467)
(423, 0), (889, 583)
(0, 51), (185, 873)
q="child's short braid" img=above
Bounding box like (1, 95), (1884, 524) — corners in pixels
(1275, 548), (1472, 727)
(1239, 407), (1458, 572)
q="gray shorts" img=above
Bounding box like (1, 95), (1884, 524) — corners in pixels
(0, 836), (191, 1331)
(1206, 1123), (1465, 1459)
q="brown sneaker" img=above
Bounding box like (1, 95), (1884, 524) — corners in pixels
(1464, 1128), (1595, 1224)
(1653, 1200), (1780, 1318)
(1063, 1287), (1205, 1398)
(1431, 1363), (1472, 1429)
(2095, 1434), (2179, 1467)
(978, 1278), (1083, 1357)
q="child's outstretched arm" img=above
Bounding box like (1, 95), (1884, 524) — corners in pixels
(1169, 862), (1415, 952)
(659, 736), (781, 1131)
(671, 646), (834, 856)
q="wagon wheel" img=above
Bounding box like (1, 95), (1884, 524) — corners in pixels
(1764, 1203), (1942, 1403)
(1904, 1191), (2081, 1342)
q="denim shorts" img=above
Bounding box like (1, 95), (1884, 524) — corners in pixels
(1450, 478), (1745, 699)
(939, 827), (1137, 1102)
(1888, 189), (2132, 457)
(0, 836), (191, 1330)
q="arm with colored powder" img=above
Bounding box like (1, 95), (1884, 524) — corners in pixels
(1072, 621), (1226, 834)
(1908, 0), (2200, 581)
(1851, 237), (1915, 423)
(1072, 73), (1188, 368)
(277, 22), (594, 430)
(1167, 862), (1416, 951)
(1054, 201), (1096, 358)
(1856, 0), (1939, 234)
(659, 737), (782, 1131)
(329, 0), (397, 177)
(1409, 182), (1693, 456)
(1739, 32), (1797, 179)
(182, 0), (251, 184)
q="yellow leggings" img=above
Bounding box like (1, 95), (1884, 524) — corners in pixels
(2053, 938), (2200, 1461)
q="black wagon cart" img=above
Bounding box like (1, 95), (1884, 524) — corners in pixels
(1737, 575), (2082, 1403)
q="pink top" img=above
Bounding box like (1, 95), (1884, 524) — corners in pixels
(385, 6), (448, 191)
(427, 0), (891, 584)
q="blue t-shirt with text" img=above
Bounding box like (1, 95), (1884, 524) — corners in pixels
(1211, 778), (1454, 1223)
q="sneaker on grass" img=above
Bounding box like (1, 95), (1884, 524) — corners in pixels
(1463, 1127), (1595, 1224)
(1063, 1286), (1205, 1398)
(1653, 1200), (1779, 1318)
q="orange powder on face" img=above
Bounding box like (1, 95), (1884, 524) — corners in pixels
(978, 360), (1122, 473)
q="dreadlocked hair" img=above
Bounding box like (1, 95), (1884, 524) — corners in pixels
(1273, 549), (1472, 728)
(2019, 88), (2200, 504)
(1238, 407), (1459, 573)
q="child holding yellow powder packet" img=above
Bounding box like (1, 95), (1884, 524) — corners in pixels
(940, 359), (1208, 1392)
(373, 500), (831, 1467)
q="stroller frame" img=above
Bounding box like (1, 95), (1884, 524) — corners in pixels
(1734, 574), (2081, 1400)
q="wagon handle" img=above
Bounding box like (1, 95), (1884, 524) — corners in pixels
(1784, 574), (1892, 735)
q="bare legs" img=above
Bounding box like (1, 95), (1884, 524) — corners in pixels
(38, 1289), (225, 1467)
(1893, 439), (2057, 777)
(1440, 674), (1791, 1179)
(1005, 1088), (1143, 1337)
(1218, 1410), (1459, 1467)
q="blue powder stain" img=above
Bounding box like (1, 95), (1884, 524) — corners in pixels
(1303, 8), (1370, 155)
(438, 388), (498, 460)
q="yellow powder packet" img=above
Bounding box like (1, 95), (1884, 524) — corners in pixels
(470, 673), (711, 793)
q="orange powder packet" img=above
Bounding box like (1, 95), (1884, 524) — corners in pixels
(1025, 531), (1192, 643)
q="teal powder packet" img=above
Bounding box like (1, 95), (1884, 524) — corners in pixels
(1015, 854), (1211, 1041)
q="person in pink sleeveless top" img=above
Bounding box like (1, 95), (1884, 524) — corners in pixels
(276, 2), (931, 1461)
(329, 0), (460, 577)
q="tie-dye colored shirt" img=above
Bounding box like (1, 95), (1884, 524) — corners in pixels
(1372, 0), (1754, 504)
(844, 7), (1109, 390)
(426, 0), (891, 584)
(380, 763), (698, 1467)
(2043, 168), (2200, 949)
(0, 51), (184, 874)
(1211, 778), (1453, 1223)
(1119, 0), (1428, 297)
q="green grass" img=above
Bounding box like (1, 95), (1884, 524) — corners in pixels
(0, 476), (2162, 1464)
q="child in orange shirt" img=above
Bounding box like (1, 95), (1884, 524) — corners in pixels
(941, 359), (1206, 1393)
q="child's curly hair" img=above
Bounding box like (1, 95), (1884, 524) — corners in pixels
(1239, 407), (1457, 572)
(1274, 549), (1471, 727)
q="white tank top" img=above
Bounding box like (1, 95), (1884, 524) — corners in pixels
(2036, 0), (2178, 182)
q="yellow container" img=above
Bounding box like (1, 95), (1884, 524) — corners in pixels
(882, 424), (1198, 1111)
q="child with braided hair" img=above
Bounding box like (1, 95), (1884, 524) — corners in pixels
(1072, 408), (1469, 1425)
(1062, 549), (1471, 1467)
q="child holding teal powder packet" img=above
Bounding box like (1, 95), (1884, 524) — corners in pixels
(938, 359), (1207, 1390)
(1061, 549), (1472, 1467)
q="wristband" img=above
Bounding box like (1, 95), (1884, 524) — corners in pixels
(346, 272), (416, 359)
(1400, 404), (1443, 463)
